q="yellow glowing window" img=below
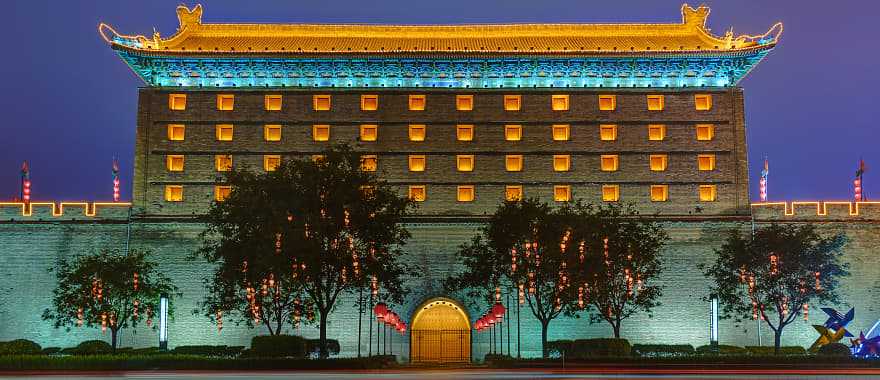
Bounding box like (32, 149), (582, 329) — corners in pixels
(215, 185), (232, 202)
(361, 95), (379, 111)
(699, 184), (717, 202)
(649, 154), (668, 171)
(361, 155), (378, 172)
(505, 185), (523, 201)
(265, 95), (282, 111)
(457, 155), (475, 172)
(312, 125), (330, 141)
(552, 124), (570, 141)
(165, 185), (183, 202)
(504, 95), (521, 111)
(602, 185), (620, 202)
(264, 125), (282, 142)
(456, 95), (474, 111)
(409, 155), (426, 172)
(698, 154), (716, 171)
(600, 155), (619, 172)
(553, 155), (571, 172)
(647, 95), (665, 111)
(409, 124), (426, 141)
(551, 95), (569, 111)
(215, 155), (232, 172)
(696, 124), (715, 141)
(312, 155), (326, 163)
(313, 95), (331, 111)
(216, 124), (234, 141)
(456, 125), (474, 142)
(166, 155), (184, 172)
(409, 95), (426, 111)
(650, 185), (669, 202)
(167, 124), (185, 141)
(360, 124), (378, 142)
(599, 125), (617, 141)
(598, 95), (616, 111)
(648, 124), (666, 141)
(217, 94), (234, 111)
(409, 185), (426, 202)
(554, 185), (571, 202)
(168, 94), (187, 110)
(264, 155), (281, 172)
(360, 185), (375, 197)
(506, 155), (523, 172)
(505, 125), (522, 141)
(457, 185), (475, 202)
(695, 94), (713, 111)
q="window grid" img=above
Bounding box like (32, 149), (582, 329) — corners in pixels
(600, 155), (619, 172)
(553, 155), (571, 172)
(313, 95), (331, 111)
(217, 94), (234, 111)
(360, 124), (378, 142)
(599, 124), (617, 141)
(504, 95), (521, 111)
(505, 155), (523, 172)
(505, 125), (522, 141)
(551, 95), (569, 111)
(167, 124), (185, 141)
(409, 95), (426, 111)
(554, 185), (571, 202)
(164, 185), (183, 202)
(649, 154), (668, 172)
(456, 125), (474, 142)
(457, 185), (475, 202)
(264, 125), (282, 142)
(409, 124), (426, 141)
(168, 94), (187, 111)
(215, 124), (234, 141)
(361, 95), (379, 111)
(456, 95), (474, 111)
(552, 124), (570, 141)
(602, 185), (620, 202)
(264, 95), (282, 111)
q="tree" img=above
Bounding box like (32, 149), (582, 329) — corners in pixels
(199, 144), (413, 358)
(43, 249), (178, 350)
(703, 223), (848, 353)
(576, 203), (667, 338)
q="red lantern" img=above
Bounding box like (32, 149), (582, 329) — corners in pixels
(374, 302), (388, 320)
(492, 303), (506, 319)
(385, 311), (397, 326)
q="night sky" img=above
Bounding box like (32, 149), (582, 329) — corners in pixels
(1, 1), (875, 202)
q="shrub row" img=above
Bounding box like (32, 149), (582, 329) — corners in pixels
(632, 344), (695, 357)
(0, 355), (398, 371)
(547, 339), (632, 358)
(171, 345), (244, 357)
(0, 340), (41, 355)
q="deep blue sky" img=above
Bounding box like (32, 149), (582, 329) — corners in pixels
(1, 1), (875, 202)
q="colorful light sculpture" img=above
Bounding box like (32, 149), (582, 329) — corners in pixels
(112, 157), (120, 202)
(808, 307), (854, 352)
(20, 161), (30, 204)
(852, 331), (880, 358)
(855, 159), (866, 201)
(759, 157), (769, 202)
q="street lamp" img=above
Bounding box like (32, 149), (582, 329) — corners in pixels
(159, 294), (168, 350)
(709, 296), (719, 347)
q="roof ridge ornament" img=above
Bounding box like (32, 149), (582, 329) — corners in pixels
(681, 4), (711, 28)
(176, 4), (203, 30)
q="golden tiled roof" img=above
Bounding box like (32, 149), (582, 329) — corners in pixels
(100, 4), (782, 56)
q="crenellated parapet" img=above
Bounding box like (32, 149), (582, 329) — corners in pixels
(751, 201), (880, 222)
(0, 202), (132, 222)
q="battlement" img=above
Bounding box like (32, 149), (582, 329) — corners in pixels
(751, 201), (880, 221)
(0, 202), (131, 222)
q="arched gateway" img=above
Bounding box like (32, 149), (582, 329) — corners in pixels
(410, 298), (471, 363)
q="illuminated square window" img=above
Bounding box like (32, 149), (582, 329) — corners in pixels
(551, 95), (569, 111)
(650, 185), (669, 202)
(265, 95), (282, 111)
(264, 125), (282, 142)
(695, 94), (713, 111)
(552, 124), (570, 141)
(456, 95), (474, 111)
(599, 124), (617, 141)
(696, 124), (715, 141)
(264, 155), (281, 172)
(215, 185), (232, 202)
(215, 155), (232, 172)
(360, 124), (378, 142)
(361, 94), (379, 111)
(505, 125), (522, 141)
(504, 95), (521, 111)
(553, 155), (571, 172)
(217, 94), (234, 111)
(409, 95), (426, 111)
(457, 185), (475, 202)
(457, 125), (474, 141)
(600, 155), (619, 172)
(554, 185), (571, 202)
(313, 95), (331, 111)
(698, 154), (716, 171)
(646, 95), (664, 111)
(598, 95), (616, 111)
(216, 124), (234, 141)
(506, 155), (523, 172)
(168, 94), (187, 110)
(699, 184), (717, 202)
(648, 124), (666, 141)
(602, 185), (619, 202)
(312, 155), (326, 163)
(409, 124), (426, 141)
(409, 185), (426, 202)
(409, 155), (426, 172)
(361, 155), (378, 172)
(505, 185), (523, 201)
(166, 155), (184, 172)
(167, 124), (185, 141)
(165, 185), (183, 202)
(457, 155), (475, 172)
(312, 125), (330, 141)
(649, 154), (668, 171)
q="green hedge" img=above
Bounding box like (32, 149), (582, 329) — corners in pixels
(696, 344), (748, 356)
(172, 345), (244, 357)
(818, 343), (852, 357)
(745, 346), (807, 356)
(306, 339), (340, 357)
(547, 339), (631, 358)
(0, 355), (398, 371)
(61, 340), (113, 355)
(250, 335), (307, 358)
(632, 344), (695, 357)
(0, 340), (42, 355)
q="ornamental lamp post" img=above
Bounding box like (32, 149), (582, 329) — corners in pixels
(710, 296), (719, 347)
(159, 294), (169, 350)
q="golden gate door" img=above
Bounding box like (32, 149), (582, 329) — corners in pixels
(410, 298), (471, 363)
